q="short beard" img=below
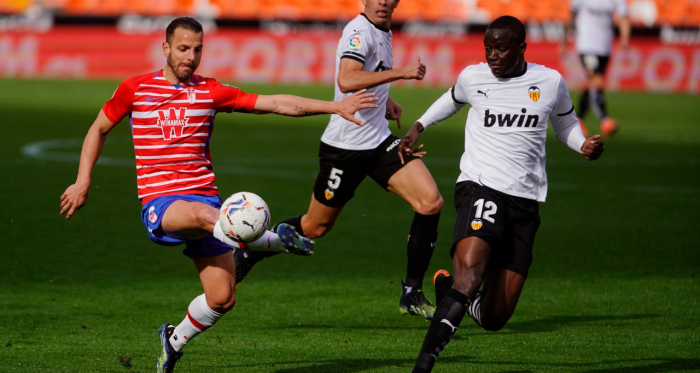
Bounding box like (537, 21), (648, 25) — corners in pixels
(167, 55), (195, 82)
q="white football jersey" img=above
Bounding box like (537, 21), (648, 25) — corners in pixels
(321, 14), (393, 150)
(418, 62), (581, 202)
(572, 0), (629, 56)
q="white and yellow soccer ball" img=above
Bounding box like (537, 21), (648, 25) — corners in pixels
(219, 192), (270, 243)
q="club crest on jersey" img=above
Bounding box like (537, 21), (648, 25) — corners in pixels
(186, 87), (196, 104)
(471, 219), (483, 230)
(325, 188), (335, 200)
(148, 206), (158, 223)
(156, 107), (189, 140)
(528, 86), (541, 102)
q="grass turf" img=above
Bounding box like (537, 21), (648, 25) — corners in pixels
(0, 79), (698, 372)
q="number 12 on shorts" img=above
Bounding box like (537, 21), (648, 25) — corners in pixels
(474, 199), (497, 223)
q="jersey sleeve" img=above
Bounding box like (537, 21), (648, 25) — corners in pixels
(340, 30), (371, 66)
(209, 79), (258, 113)
(102, 79), (136, 124)
(451, 69), (470, 105)
(551, 73), (585, 152)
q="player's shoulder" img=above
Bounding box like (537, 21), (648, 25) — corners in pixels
(526, 62), (564, 81)
(343, 14), (375, 36)
(119, 71), (157, 88)
(457, 63), (492, 81)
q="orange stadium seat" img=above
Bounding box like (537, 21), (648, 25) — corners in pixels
(654, 0), (688, 25)
(476, 0), (507, 22)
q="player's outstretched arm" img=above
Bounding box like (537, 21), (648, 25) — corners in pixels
(580, 134), (605, 161)
(252, 89), (378, 126)
(398, 122), (426, 164)
(337, 56), (426, 93)
(60, 109), (117, 220)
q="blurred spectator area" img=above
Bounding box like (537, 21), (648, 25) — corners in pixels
(1, 0), (699, 26)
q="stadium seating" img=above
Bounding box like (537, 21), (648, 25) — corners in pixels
(2, 0), (698, 27)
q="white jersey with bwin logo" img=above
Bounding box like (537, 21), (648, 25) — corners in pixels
(418, 62), (583, 202)
(321, 14), (394, 150)
(572, 0), (628, 56)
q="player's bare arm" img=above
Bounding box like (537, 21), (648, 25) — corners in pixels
(580, 134), (605, 161)
(398, 122), (427, 164)
(385, 96), (403, 128)
(60, 109), (118, 220)
(337, 56), (426, 93)
(251, 90), (378, 126)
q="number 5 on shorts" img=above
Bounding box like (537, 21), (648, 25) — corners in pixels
(328, 167), (344, 189)
(474, 198), (497, 223)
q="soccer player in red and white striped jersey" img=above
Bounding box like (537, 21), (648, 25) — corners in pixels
(59, 17), (377, 373)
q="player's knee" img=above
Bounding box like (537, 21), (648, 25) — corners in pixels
(208, 292), (236, 314)
(305, 222), (333, 239)
(480, 315), (508, 332)
(414, 192), (444, 215)
(195, 206), (219, 231)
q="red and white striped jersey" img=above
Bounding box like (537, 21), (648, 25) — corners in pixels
(102, 70), (258, 204)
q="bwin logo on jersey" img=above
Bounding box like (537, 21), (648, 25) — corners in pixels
(484, 109), (539, 128)
(374, 61), (392, 72)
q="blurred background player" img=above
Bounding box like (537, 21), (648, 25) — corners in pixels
(59, 17), (377, 373)
(232, 0), (444, 321)
(398, 16), (605, 372)
(563, 0), (630, 137)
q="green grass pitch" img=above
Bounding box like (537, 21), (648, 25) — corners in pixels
(0, 79), (698, 372)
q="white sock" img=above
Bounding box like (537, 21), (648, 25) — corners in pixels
(170, 294), (224, 352)
(246, 230), (287, 252)
(214, 223), (287, 253)
(212, 222), (242, 248)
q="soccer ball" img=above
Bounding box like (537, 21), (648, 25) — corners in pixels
(219, 192), (270, 243)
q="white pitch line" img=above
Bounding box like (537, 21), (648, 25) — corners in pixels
(20, 138), (699, 194)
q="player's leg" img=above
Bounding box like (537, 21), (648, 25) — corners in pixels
(234, 141), (364, 285)
(583, 55), (617, 137)
(374, 139), (443, 319)
(233, 196), (343, 285)
(157, 252), (235, 373)
(412, 237), (489, 373)
(160, 198), (312, 256)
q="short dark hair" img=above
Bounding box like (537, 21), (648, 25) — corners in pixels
(166, 17), (203, 44)
(487, 15), (526, 44)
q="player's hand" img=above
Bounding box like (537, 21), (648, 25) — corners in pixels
(398, 122), (427, 164)
(401, 56), (426, 81)
(580, 134), (604, 161)
(385, 97), (402, 128)
(337, 89), (378, 126)
(60, 181), (90, 220)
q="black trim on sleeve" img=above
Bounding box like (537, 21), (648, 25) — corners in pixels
(341, 55), (365, 64)
(451, 85), (466, 105)
(342, 51), (366, 60)
(557, 105), (575, 116)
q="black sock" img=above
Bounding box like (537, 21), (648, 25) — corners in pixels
(435, 273), (454, 306)
(578, 90), (589, 119)
(242, 215), (305, 266)
(414, 289), (470, 372)
(405, 212), (440, 289)
(589, 88), (608, 120)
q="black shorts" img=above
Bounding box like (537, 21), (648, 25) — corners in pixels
(451, 181), (541, 278)
(313, 135), (417, 207)
(579, 54), (610, 75)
